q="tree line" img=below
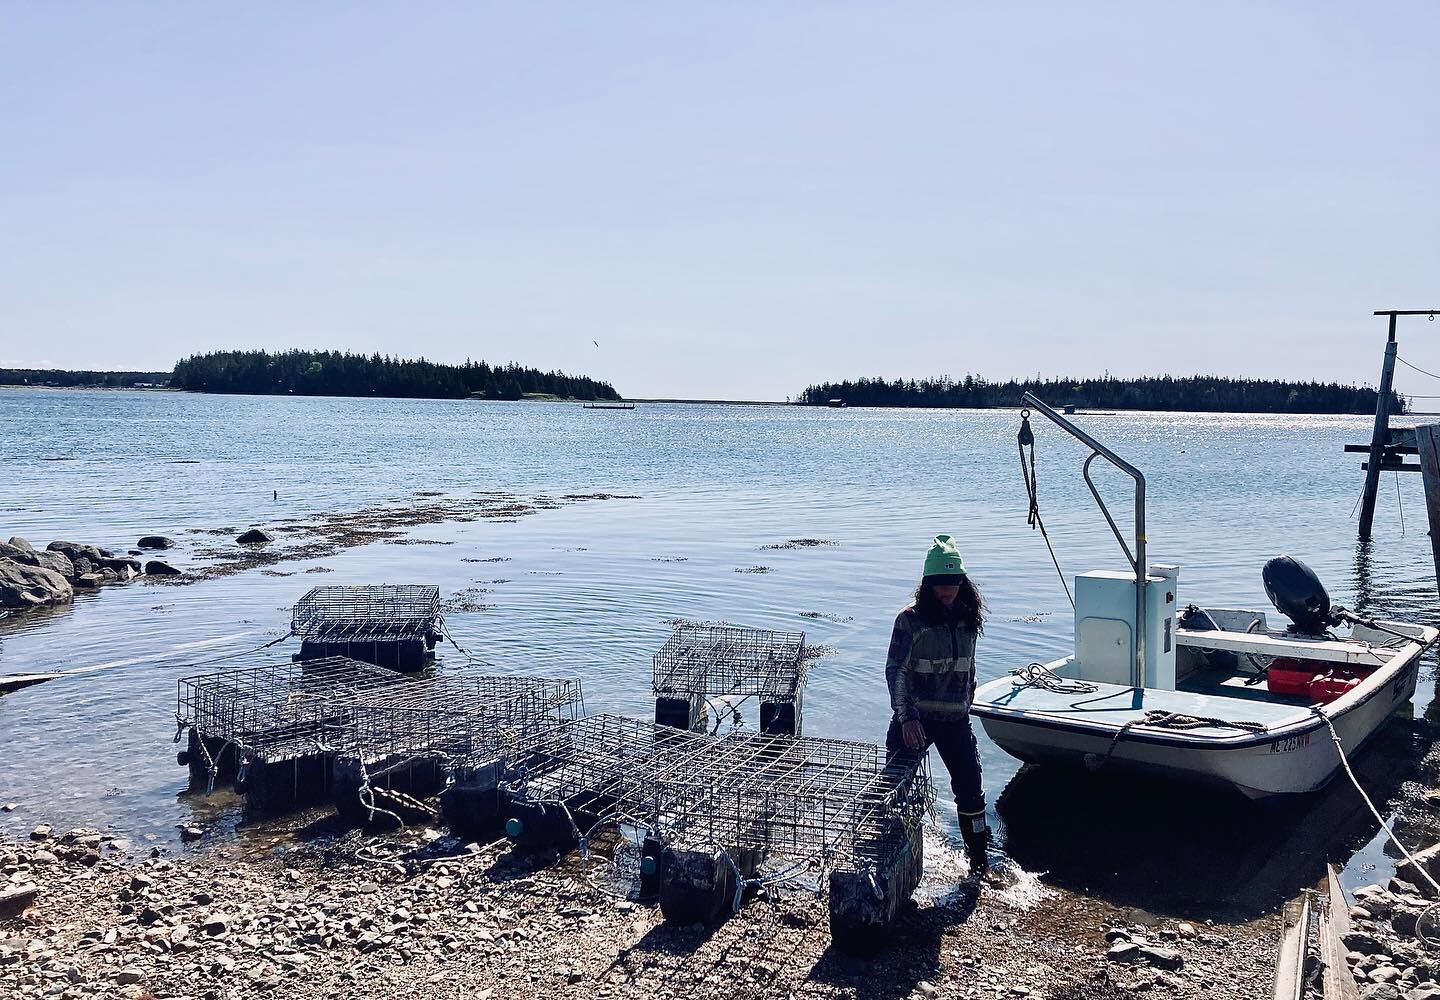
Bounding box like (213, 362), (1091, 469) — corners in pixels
(168, 349), (621, 401)
(0, 368), (170, 388)
(795, 374), (1401, 414)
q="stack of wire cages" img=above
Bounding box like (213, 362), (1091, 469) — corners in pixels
(498, 714), (930, 947)
(651, 624), (808, 735)
(326, 675), (585, 831)
(175, 656), (410, 812)
(292, 584), (442, 672)
(648, 732), (931, 946)
(499, 714), (716, 893)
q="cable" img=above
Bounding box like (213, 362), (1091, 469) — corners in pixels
(1398, 355), (1440, 381)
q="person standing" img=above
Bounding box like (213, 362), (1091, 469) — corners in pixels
(884, 534), (991, 875)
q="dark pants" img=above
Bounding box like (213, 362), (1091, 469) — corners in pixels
(885, 713), (985, 816)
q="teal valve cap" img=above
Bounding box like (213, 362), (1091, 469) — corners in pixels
(640, 855), (658, 877)
(505, 817), (524, 839)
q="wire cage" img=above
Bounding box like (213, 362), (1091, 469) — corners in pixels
(502, 714), (716, 831)
(652, 625), (808, 735)
(653, 732), (930, 876)
(292, 585), (441, 642)
(176, 656), (407, 758)
(341, 676), (586, 768)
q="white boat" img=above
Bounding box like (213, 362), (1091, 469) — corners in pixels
(970, 394), (1439, 800)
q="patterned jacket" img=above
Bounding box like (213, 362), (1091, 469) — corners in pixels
(885, 604), (978, 723)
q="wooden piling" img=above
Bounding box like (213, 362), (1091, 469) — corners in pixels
(1359, 313), (1400, 540)
(1416, 424), (1440, 590)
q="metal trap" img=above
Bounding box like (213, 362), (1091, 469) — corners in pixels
(331, 676), (586, 828)
(175, 656), (409, 801)
(292, 585), (442, 672)
(651, 624), (807, 734)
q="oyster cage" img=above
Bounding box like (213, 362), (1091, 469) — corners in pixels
(651, 625), (808, 734)
(291, 585), (441, 642)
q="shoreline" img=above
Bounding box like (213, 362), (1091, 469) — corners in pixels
(0, 822), (1279, 999)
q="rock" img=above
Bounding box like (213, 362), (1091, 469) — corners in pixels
(1347, 931), (1386, 955)
(145, 560), (182, 576)
(46, 540), (110, 565)
(137, 536), (174, 550)
(0, 883), (39, 914)
(1370, 966), (1402, 984)
(98, 556), (141, 579)
(1396, 844), (1440, 896)
(915, 983), (938, 997)
(30, 849), (56, 865)
(6, 537), (35, 552)
(180, 824), (203, 842)
(75, 573), (103, 588)
(1104, 928), (1132, 943)
(236, 528), (274, 545)
(30, 823), (53, 840)
(129, 874), (153, 892)
(1360, 986), (1401, 1000)
(1137, 944), (1184, 970)
(1107, 941), (1141, 964)
(0, 543), (73, 577)
(1410, 984), (1440, 1000)
(115, 967), (144, 985)
(0, 558), (73, 608)
(1176, 921), (1197, 938)
(202, 913), (230, 935)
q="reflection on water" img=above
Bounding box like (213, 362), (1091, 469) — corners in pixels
(0, 389), (1436, 922)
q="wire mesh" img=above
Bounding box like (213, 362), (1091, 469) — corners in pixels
(652, 624), (807, 703)
(292, 585), (441, 641)
(502, 714), (928, 873)
(342, 676), (585, 768)
(655, 732), (929, 873)
(177, 656), (406, 755)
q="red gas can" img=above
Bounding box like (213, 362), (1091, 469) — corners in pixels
(1308, 672), (1363, 705)
(1266, 657), (1319, 698)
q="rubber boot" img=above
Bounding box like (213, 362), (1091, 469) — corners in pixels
(959, 809), (990, 878)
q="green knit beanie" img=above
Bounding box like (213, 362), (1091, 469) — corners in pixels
(922, 534), (966, 579)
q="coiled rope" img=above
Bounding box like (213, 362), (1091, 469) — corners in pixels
(1012, 662), (1099, 695)
(1091, 710), (1268, 769)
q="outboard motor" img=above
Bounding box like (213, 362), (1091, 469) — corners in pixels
(1262, 556), (1333, 635)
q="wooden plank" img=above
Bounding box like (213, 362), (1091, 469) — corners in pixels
(1273, 893), (1311, 1000)
(1318, 867), (1360, 1000)
(1362, 461), (1421, 472)
(1176, 629), (1400, 666)
(1417, 424), (1440, 593)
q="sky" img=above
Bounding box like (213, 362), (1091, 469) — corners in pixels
(1, 3), (1437, 401)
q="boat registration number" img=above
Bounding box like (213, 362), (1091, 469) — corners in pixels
(1270, 733), (1311, 754)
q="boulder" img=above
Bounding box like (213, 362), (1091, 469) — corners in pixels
(75, 573), (103, 589)
(46, 541), (110, 565)
(5, 537), (35, 553)
(0, 543), (73, 577)
(0, 559), (73, 609)
(98, 557), (141, 580)
(236, 528), (274, 545)
(1395, 843), (1440, 896)
(137, 535), (175, 550)
(145, 560), (182, 576)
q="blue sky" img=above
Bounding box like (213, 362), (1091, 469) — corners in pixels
(2, 3), (1436, 400)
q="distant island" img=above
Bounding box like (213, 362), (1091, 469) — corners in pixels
(0, 368), (170, 389)
(169, 349), (621, 401)
(796, 375), (1400, 415)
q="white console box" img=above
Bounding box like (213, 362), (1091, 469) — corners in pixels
(1073, 565), (1179, 689)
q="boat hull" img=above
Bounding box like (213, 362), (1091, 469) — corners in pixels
(973, 650), (1422, 800)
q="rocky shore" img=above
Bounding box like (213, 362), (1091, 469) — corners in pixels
(0, 820), (1279, 1000)
(0, 534), (189, 610)
(1343, 838), (1440, 999)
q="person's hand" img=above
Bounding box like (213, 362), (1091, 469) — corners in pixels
(902, 719), (927, 750)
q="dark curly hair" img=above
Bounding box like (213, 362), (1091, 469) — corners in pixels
(913, 575), (986, 633)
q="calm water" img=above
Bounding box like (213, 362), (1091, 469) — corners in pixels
(2, 388), (1436, 918)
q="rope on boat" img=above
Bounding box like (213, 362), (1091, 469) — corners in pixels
(1012, 662), (1100, 695)
(1312, 708), (1440, 948)
(1091, 710), (1269, 770)
(1016, 410), (1074, 609)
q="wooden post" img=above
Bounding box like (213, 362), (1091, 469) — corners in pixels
(1359, 312), (1399, 541)
(1417, 424), (1440, 592)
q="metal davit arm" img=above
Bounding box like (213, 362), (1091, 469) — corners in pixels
(1021, 392), (1148, 689)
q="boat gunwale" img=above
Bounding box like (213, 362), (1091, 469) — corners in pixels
(971, 622), (1438, 752)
